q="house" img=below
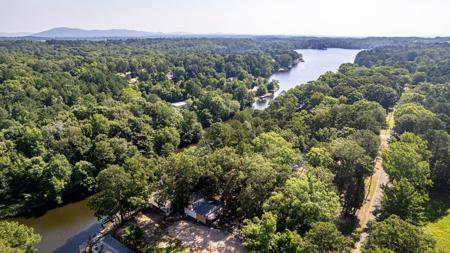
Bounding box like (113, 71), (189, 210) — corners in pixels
(292, 162), (304, 172)
(149, 192), (173, 216)
(184, 197), (223, 226)
(251, 86), (259, 94)
(90, 235), (135, 253)
(170, 100), (187, 108)
(165, 72), (173, 81)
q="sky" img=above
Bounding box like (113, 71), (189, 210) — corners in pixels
(1, 0), (450, 36)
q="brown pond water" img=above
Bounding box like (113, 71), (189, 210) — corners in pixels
(12, 199), (101, 253)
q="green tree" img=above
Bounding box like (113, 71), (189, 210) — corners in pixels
(330, 139), (372, 216)
(425, 130), (450, 191)
(263, 176), (341, 233)
(252, 132), (301, 165)
(0, 221), (41, 253)
(349, 129), (381, 159)
(89, 114), (111, 137)
(242, 212), (279, 253)
(92, 134), (116, 168)
(304, 222), (351, 253)
(179, 109), (202, 146)
(242, 211), (305, 253)
(277, 229), (304, 253)
(377, 178), (427, 224)
(42, 154), (72, 204)
(71, 161), (97, 192)
(154, 127), (180, 156)
(306, 147), (333, 168)
(412, 72), (427, 85)
(122, 222), (144, 249)
(202, 122), (233, 149)
(363, 215), (436, 253)
(382, 137), (432, 192)
(394, 103), (435, 120)
(158, 149), (202, 210)
(363, 248), (395, 253)
(237, 155), (280, 218)
(88, 165), (149, 223)
(16, 127), (46, 158)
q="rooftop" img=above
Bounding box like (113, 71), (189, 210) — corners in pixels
(170, 101), (187, 107)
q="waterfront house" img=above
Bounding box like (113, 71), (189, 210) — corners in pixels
(184, 196), (223, 226)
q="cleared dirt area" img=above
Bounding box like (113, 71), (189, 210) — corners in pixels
(166, 220), (246, 253)
(134, 210), (166, 242)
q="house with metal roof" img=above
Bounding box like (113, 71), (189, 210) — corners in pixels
(184, 197), (223, 226)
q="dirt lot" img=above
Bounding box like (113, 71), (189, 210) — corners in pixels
(166, 220), (246, 253)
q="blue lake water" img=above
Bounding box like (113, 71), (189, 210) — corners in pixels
(253, 48), (361, 109)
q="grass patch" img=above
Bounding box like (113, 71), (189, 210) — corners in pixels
(364, 170), (380, 203)
(386, 112), (395, 129)
(425, 194), (450, 252)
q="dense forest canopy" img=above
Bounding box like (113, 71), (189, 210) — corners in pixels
(3, 35), (449, 49)
(0, 37), (449, 252)
(0, 39), (303, 217)
(355, 44), (450, 83)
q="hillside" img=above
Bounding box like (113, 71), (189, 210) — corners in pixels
(31, 27), (163, 38)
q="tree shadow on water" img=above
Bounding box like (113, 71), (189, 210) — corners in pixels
(52, 222), (101, 253)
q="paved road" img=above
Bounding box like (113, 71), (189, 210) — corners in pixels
(354, 129), (390, 253)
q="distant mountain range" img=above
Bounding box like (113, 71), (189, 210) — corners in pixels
(1, 27), (449, 41)
(30, 27), (168, 38)
(0, 27), (260, 40)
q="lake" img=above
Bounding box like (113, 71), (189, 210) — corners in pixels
(12, 199), (101, 253)
(11, 48), (361, 253)
(253, 48), (361, 109)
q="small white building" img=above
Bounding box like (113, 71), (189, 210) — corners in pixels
(170, 101), (187, 108)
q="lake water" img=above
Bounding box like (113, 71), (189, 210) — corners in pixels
(12, 199), (101, 253)
(10, 48), (361, 253)
(253, 48), (361, 109)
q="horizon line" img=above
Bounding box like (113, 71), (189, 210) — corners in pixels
(1, 27), (450, 38)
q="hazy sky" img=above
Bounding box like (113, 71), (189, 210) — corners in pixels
(1, 0), (450, 36)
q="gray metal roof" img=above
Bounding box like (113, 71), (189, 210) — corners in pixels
(95, 235), (135, 253)
(191, 198), (223, 218)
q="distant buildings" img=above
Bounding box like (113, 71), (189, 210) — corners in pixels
(170, 101), (187, 108)
(227, 76), (238, 81)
